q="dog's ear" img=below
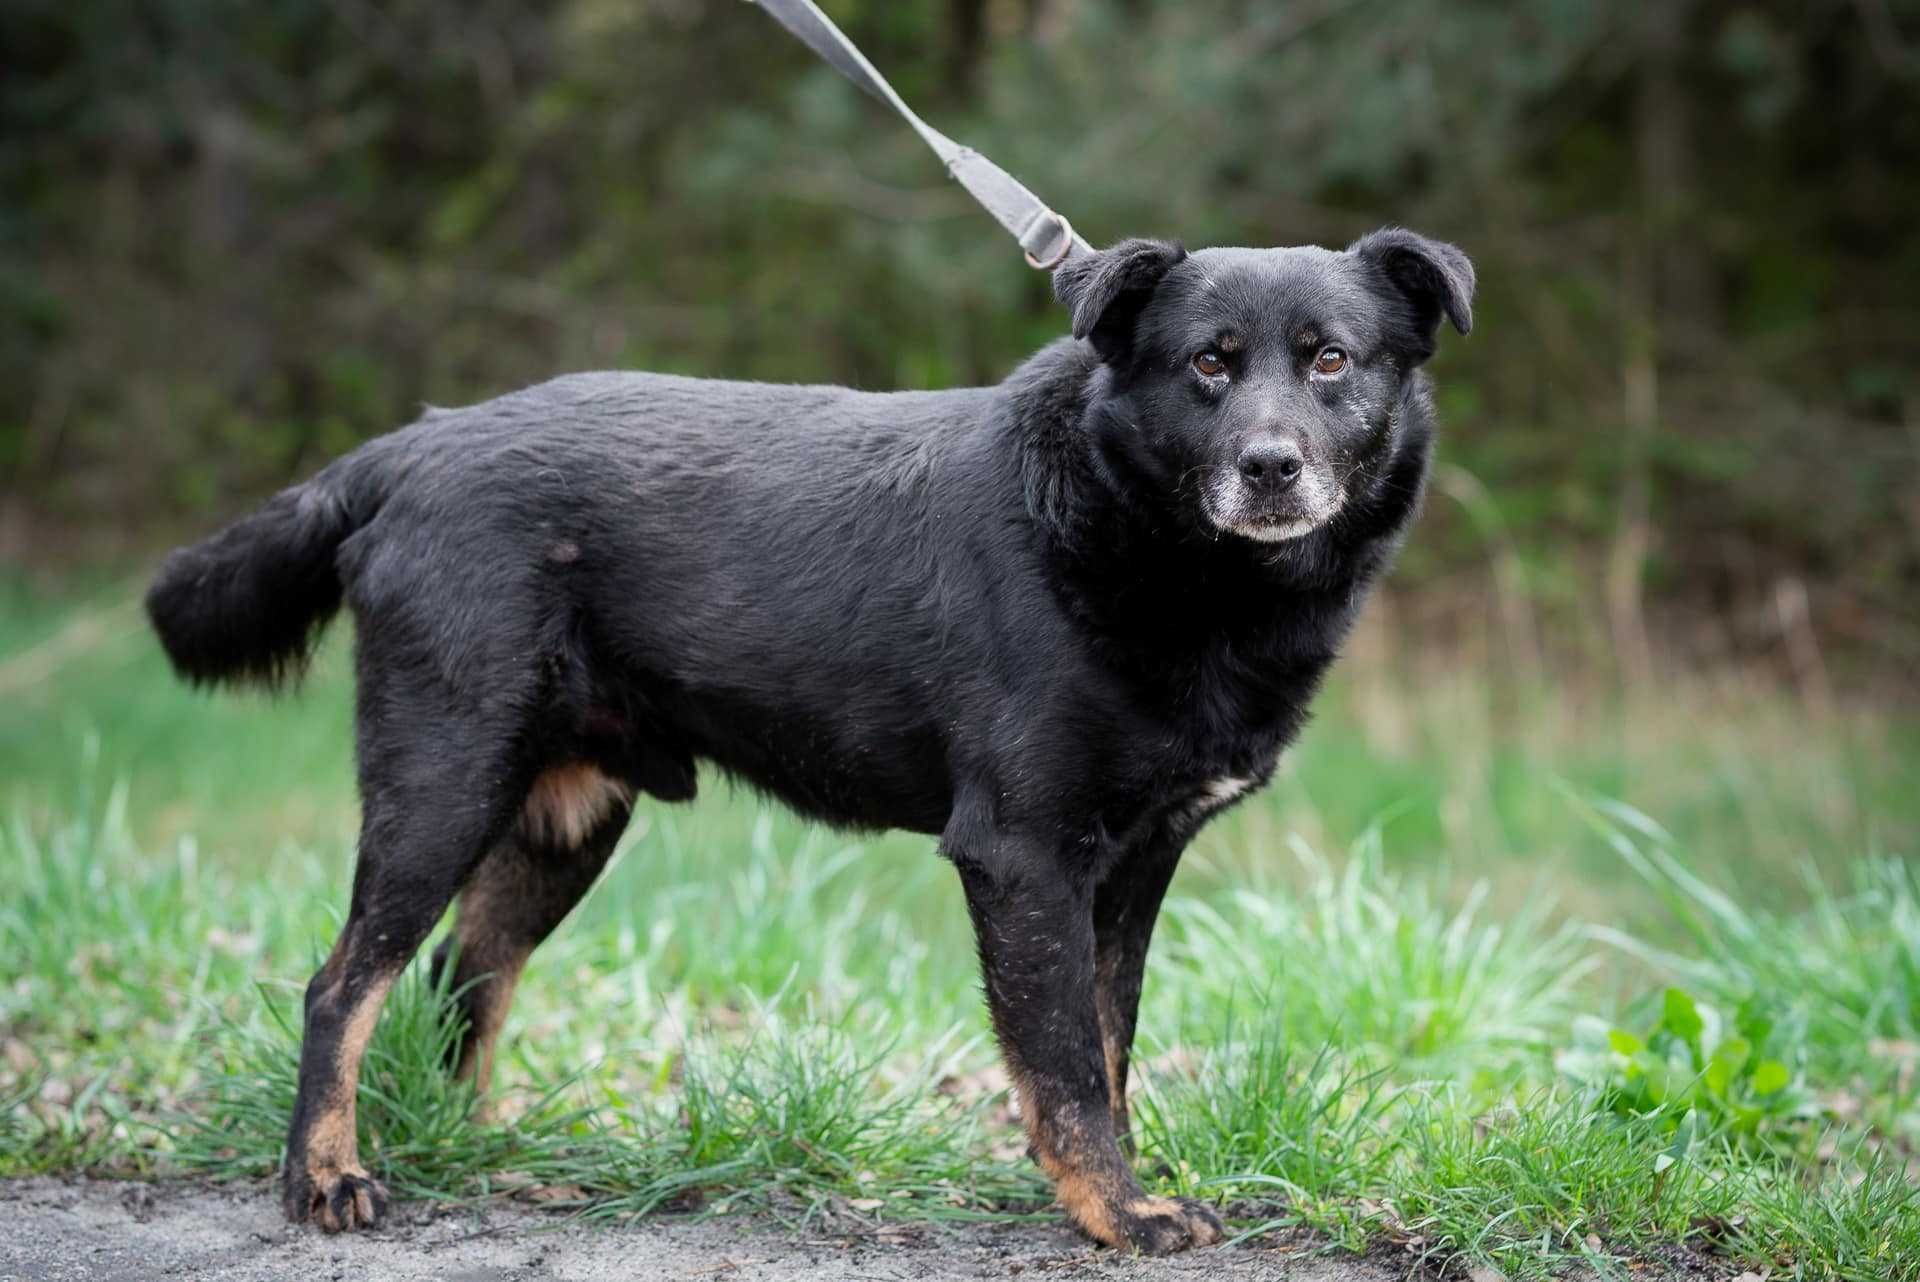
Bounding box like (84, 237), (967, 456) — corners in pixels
(1053, 238), (1187, 365)
(1348, 228), (1475, 358)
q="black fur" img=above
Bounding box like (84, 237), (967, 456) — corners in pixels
(148, 229), (1473, 1252)
(146, 484), (352, 688)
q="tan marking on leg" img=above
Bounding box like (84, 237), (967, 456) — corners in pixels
(1102, 1032), (1131, 1138)
(452, 958), (525, 1105)
(303, 971), (395, 1230)
(1010, 1066), (1135, 1249)
(520, 763), (632, 850)
(307, 972), (393, 1167)
(1053, 1167), (1125, 1247)
(445, 855), (540, 1105)
(1010, 1063), (1221, 1253)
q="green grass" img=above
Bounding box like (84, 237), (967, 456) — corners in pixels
(3, 580), (1918, 1278)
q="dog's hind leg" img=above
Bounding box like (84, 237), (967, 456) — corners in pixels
(429, 766), (633, 1106)
(283, 665), (531, 1232)
(1091, 829), (1185, 1152)
(951, 824), (1222, 1256)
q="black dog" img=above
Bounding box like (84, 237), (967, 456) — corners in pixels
(147, 229), (1472, 1253)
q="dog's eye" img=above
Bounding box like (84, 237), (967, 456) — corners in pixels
(1192, 351), (1228, 378)
(1313, 347), (1348, 376)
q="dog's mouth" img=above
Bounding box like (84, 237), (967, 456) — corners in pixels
(1221, 512), (1327, 543)
(1201, 469), (1345, 544)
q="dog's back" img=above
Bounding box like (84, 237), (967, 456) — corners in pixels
(149, 371), (986, 686)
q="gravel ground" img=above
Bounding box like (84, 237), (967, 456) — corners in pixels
(0, 1178), (1409, 1282)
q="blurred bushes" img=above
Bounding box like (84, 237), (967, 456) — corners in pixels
(2, 0), (1916, 679)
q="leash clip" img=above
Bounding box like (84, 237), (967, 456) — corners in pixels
(1021, 210), (1076, 271)
(754, 0), (1086, 272)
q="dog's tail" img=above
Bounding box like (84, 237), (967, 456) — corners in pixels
(146, 471), (363, 690)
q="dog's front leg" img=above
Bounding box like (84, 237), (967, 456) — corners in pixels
(1092, 829), (1186, 1150)
(953, 835), (1222, 1255)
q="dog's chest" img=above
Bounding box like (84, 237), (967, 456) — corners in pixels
(1097, 642), (1318, 836)
(1179, 771), (1257, 824)
(1085, 751), (1275, 858)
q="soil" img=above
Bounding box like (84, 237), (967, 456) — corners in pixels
(0, 1177), (1405, 1282)
(0, 1178), (1746, 1281)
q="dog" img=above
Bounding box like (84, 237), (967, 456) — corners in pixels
(146, 228), (1472, 1253)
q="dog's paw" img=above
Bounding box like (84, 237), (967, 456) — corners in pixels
(284, 1163), (388, 1233)
(1109, 1195), (1224, 1255)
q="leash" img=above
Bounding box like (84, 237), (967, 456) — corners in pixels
(747, 0), (1091, 270)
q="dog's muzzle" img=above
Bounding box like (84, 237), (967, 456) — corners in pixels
(1202, 458), (1344, 543)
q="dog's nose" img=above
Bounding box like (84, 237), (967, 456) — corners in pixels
(1237, 440), (1304, 494)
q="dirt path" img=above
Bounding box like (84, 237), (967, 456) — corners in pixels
(0, 1178), (1405, 1282)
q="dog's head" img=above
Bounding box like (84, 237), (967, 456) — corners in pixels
(1054, 229), (1473, 544)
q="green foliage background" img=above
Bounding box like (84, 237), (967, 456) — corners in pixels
(3, 0), (1917, 678)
